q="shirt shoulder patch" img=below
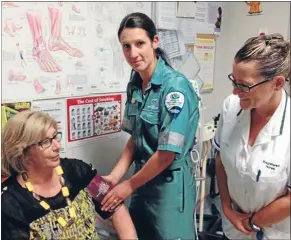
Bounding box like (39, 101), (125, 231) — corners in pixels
(165, 92), (185, 118)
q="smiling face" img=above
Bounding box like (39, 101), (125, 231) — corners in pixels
(231, 60), (276, 110)
(119, 28), (159, 75)
(27, 126), (61, 170)
(232, 34), (290, 111)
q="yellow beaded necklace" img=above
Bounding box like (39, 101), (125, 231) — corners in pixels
(22, 166), (76, 227)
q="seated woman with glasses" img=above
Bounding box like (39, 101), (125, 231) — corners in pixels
(214, 33), (290, 240)
(1, 111), (137, 240)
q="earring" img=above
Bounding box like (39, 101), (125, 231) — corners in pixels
(21, 172), (28, 181)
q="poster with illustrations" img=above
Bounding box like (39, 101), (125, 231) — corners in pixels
(67, 94), (121, 147)
(1, 2), (151, 102)
(86, 2), (151, 93)
(1, 2), (90, 101)
(31, 99), (67, 152)
(194, 34), (216, 92)
(1, 101), (31, 130)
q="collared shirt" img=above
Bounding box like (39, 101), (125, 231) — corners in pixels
(122, 58), (199, 167)
(214, 90), (290, 239)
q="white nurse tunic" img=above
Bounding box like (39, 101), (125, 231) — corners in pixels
(213, 90), (290, 240)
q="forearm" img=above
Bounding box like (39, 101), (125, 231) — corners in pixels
(110, 137), (135, 182)
(112, 204), (137, 239)
(129, 150), (175, 190)
(253, 191), (290, 228)
(216, 154), (232, 212)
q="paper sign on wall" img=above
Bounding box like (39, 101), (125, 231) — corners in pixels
(67, 94), (122, 147)
(194, 34), (216, 92)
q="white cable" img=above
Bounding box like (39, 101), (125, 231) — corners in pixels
(191, 148), (200, 176)
(192, 90), (204, 240)
(191, 147), (202, 240)
(191, 149), (200, 164)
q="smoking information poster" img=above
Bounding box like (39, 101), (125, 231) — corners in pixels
(67, 94), (121, 147)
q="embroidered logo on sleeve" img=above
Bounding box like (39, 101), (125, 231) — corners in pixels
(165, 92), (185, 118)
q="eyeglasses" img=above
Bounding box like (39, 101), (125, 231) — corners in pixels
(28, 132), (62, 149)
(228, 74), (272, 93)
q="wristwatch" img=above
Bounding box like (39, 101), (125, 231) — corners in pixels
(249, 213), (262, 232)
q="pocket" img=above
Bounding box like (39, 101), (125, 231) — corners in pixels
(140, 109), (159, 124)
(125, 103), (139, 137)
(140, 109), (160, 139)
(252, 157), (287, 183)
(257, 169), (286, 183)
(250, 160), (288, 198)
(127, 103), (138, 116)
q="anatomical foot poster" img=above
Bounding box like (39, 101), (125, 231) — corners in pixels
(67, 94), (122, 147)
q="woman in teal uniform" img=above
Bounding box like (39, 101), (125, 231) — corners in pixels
(101, 12), (200, 240)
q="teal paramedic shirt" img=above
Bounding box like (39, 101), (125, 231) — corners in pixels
(122, 57), (199, 240)
(122, 57), (199, 167)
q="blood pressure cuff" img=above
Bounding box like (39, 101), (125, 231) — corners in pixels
(87, 174), (122, 219)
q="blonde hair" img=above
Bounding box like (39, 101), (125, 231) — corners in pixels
(235, 33), (290, 89)
(1, 111), (57, 177)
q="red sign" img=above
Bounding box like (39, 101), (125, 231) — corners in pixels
(67, 94), (122, 142)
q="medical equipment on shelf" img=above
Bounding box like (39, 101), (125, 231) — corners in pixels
(194, 113), (223, 240)
(190, 94), (220, 239)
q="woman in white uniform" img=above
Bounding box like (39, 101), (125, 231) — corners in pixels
(214, 33), (290, 240)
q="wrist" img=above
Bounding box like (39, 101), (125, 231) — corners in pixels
(109, 173), (119, 185)
(249, 213), (262, 232)
(128, 177), (139, 190)
(222, 201), (232, 214)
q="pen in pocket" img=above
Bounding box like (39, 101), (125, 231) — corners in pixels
(256, 169), (261, 182)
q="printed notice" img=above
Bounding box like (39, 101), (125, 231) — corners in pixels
(67, 94), (122, 147)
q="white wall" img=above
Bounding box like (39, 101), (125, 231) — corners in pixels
(202, 1), (290, 122)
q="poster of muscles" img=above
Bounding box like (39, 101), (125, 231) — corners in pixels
(1, 1), (89, 101)
(67, 94), (121, 147)
(2, 2), (152, 101)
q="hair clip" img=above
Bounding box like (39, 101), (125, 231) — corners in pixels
(265, 39), (270, 46)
